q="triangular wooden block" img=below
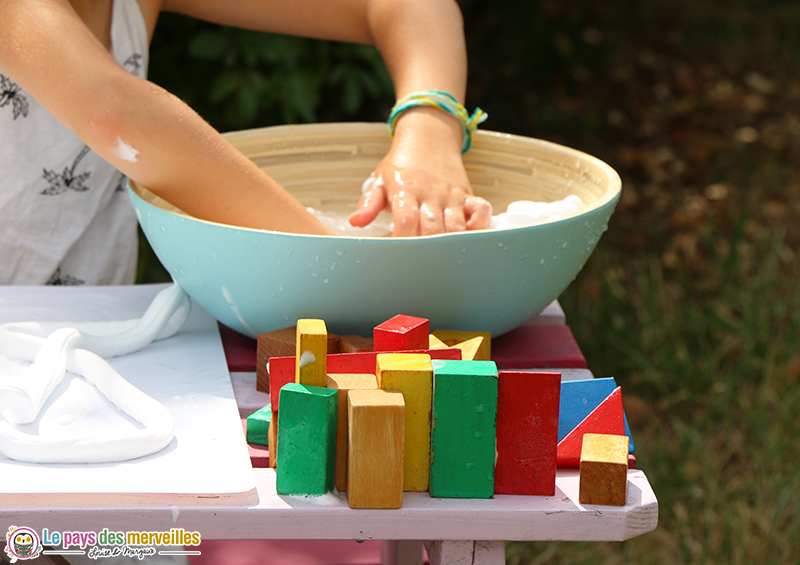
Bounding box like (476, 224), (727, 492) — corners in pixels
(557, 387), (625, 469)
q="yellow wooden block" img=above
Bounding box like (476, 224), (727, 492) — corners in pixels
(296, 319), (328, 387)
(579, 433), (629, 506)
(429, 330), (491, 361)
(376, 353), (432, 492)
(326, 373), (379, 492)
(347, 389), (405, 509)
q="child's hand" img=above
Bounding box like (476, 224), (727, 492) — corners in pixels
(348, 108), (492, 236)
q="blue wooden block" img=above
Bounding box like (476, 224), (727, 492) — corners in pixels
(559, 378), (635, 453)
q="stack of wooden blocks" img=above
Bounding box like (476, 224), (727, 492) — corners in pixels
(246, 314), (634, 509)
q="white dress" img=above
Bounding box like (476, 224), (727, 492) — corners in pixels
(0, 0), (148, 286)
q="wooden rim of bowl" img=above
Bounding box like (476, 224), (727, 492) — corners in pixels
(131, 122), (621, 237)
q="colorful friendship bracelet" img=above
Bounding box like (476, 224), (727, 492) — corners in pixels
(387, 90), (488, 153)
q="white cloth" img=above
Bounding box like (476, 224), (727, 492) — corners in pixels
(0, 0), (149, 286)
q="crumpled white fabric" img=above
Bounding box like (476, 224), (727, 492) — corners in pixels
(0, 283), (191, 463)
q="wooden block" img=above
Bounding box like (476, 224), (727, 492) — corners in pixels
(374, 315), (430, 351)
(429, 360), (498, 499)
(491, 324), (586, 369)
(268, 412), (278, 469)
(338, 334), (374, 353)
(376, 353), (433, 492)
(557, 387), (625, 469)
(628, 453), (637, 470)
(346, 389), (405, 509)
(268, 357), (296, 412)
(269, 348), (460, 405)
(296, 319), (329, 387)
(494, 371), (560, 496)
(579, 433), (629, 506)
(429, 330), (491, 361)
(276, 383), (338, 495)
(241, 419), (270, 468)
(326, 373), (379, 492)
(560, 377), (635, 452)
(245, 403), (272, 446)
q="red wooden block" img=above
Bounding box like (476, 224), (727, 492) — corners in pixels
(492, 325), (586, 370)
(241, 419), (270, 468)
(628, 453), (637, 470)
(374, 315), (430, 352)
(557, 387), (625, 469)
(268, 348), (461, 411)
(494, 371), (561, 496)
(268, 357), (298, 412)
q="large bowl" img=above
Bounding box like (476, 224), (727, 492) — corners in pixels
(130, 123), (620, 338)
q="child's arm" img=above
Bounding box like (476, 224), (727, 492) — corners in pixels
(0, 0), (335, 235)
(162, 0), (492, 236)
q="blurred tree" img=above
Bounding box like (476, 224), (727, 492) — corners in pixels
(148, 14), (394, 132)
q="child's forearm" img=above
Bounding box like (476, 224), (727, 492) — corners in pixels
(0, 0), (334, 235)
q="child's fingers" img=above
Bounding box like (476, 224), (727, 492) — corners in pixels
(464, 196), (493, 230)
(348, 175), (387, 227)
(390, 192), (421, 237)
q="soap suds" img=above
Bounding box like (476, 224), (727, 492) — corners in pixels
(113, 137), (139, 163)
(298, 351), (316, 368)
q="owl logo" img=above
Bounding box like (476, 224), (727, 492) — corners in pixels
(4, 526), (42, 562)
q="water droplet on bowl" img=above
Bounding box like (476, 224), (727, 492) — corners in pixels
(336, 249), (345, 257)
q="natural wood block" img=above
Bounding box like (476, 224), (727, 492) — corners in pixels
(579, 433), (629, 506)
(429, 330), (491, 361)
(376, 353), (433, 492)
(338, 334), (374, 353)
(268, 412), (278, 469)
(245, 403), (272, 446)
(429, 360), (498, 499)
(326, 373), (379, 492)
(346, 389), (405, 509)
(495, 371), (561, 496)
(296, 319), (329, 387)
(557, 387), (625, 469)
(560, 377), (635, 452)
(374, 315), (430, 352)
(276, 384), (338, 495)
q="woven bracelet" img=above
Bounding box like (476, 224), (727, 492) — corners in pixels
(387, 89), (487, 153)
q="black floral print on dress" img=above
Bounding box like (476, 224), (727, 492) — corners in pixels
(41, 146), (93, 195)
(0, 73), (29, 119)
(47, 268), (85, 286)
(123, 53), (143, 76)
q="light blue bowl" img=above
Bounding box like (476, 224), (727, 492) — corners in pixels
(130, 123), (620, 338)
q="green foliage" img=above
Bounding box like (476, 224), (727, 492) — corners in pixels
(148, 14), (393, 131)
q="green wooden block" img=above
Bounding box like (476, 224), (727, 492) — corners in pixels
(276, 384), (338, 496)
(430, 359), (498, 498)
(246, 403), (272, 446)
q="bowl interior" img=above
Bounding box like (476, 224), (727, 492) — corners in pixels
(132, 122), (619, 233)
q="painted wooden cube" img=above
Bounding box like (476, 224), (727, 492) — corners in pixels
(346, 389), (405, 509)
(374, 315), (430, 351)
(276, 383), (337, 496)
(326, 373), (379, 492)
(579, 433), (629, 506)
(429, 359), (498, 499)
(376, 353), (433, 492)
(494, 371), (560, 495)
